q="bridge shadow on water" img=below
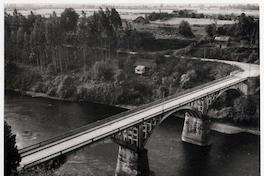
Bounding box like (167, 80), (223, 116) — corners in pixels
(146, 116), (212, 176)
(146, 116), (259, 176)
(178, 142), (211, 176)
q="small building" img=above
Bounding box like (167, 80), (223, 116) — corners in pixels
(134, 59), (156, 75)
(214, 36), (231, 48)
(133, 16), (148, 24)
(240, 39), (250, 47)
(135, 65), (146, 75)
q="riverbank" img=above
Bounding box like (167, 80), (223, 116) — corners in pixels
(5, 55), (237, 107)
(8, 89), (77, 102)
(6, 89), (137, 111)
(172, 115), (259, 136)
(6, 88), (260, 137)
(210, 122), (260, 135)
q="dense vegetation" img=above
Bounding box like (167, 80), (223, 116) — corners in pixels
(147, 9), (238, 22)
(187, 46), (259, 64)
(5, 54), (236, 106)
(208, 92), (260, 127)
(5, 121), (21, 176)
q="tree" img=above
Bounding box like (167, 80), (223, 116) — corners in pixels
(5, 121), (21, 176)
(29, 18), (46, 69)
(180, 69), (197, 88)
(26, 11), (36, 33)
(22, 32), (30, 64)
(109, 8), (122, 31)
(205, 24), (216, 37)
(60, 8), (79, 32)
(178, 20), (194, 37)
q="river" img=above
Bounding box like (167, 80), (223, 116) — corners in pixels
(4, 92), (260, 176)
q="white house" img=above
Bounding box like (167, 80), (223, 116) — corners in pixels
(135, 65), (146, 75)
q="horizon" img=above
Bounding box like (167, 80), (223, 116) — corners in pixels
(4, 2), (259, 10)
(4, 1), (260, 6)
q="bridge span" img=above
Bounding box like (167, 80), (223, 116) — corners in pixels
(18, 59), (259, 176)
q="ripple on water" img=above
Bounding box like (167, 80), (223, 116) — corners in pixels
(22, 130), (32, 137)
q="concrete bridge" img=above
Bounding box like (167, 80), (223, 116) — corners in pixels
(18, 59), (259, 176)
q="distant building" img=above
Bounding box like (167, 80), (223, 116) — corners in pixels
(214, 36), (231, 48)
(135, 65), (146, 74)
(133, 16), (148, 24)
(134, 60), (155, 75)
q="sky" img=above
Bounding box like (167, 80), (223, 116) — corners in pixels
(3, 0), (261, 5)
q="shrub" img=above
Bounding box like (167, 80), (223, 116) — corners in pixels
(56, 76), (77, 98)
(123, 56), (136, 73)
(5, 121), (21, 176)
(179, 20), (194, 38)
(155, 56), (166, 65)
(115, 70), (128, 83)
(46, 64), (56, 75)
(118, 57), (125, 69)
(205, 24), (216, 37)
(7, 66), (42, 91)
(91, 61), (114, 81)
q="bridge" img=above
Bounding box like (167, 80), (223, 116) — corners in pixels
(18, 58), (259, 176)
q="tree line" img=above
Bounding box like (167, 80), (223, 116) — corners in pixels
(146, 10), (241, 22)
(4, 8), (149, 73)
(205, 13), (259, 45)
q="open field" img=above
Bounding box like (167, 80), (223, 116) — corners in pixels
(5, 7), (258, 20)
(152, 17), (235, 26)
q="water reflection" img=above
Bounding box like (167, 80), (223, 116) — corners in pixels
(180, 143), (211, 176)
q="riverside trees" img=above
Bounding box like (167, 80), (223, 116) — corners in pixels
(4, 8), (124, 73)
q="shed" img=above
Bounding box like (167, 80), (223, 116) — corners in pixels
(214, 36), (231, 48)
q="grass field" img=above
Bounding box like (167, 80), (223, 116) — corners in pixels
(152, 17), (235, 26)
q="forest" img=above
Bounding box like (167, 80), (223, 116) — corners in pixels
(5, 8), (238, 107)
(5, 7), (131, 72)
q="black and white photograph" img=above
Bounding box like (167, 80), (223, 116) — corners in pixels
(3, 0), (261, 176)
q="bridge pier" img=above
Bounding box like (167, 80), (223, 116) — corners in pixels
(246, 76), (259, 95)
(181, 112), (210, 146)
(115, 145), (149, 176)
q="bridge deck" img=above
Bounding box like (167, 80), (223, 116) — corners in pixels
(19, 74), (249, 169)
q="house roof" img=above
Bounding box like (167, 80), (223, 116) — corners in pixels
(214, 36), (231, 42)
(135, 65), (145, 70)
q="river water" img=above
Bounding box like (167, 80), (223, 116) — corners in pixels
(5, 92), (260, 176)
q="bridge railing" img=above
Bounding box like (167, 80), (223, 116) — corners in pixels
(19, 72), (245, 156)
